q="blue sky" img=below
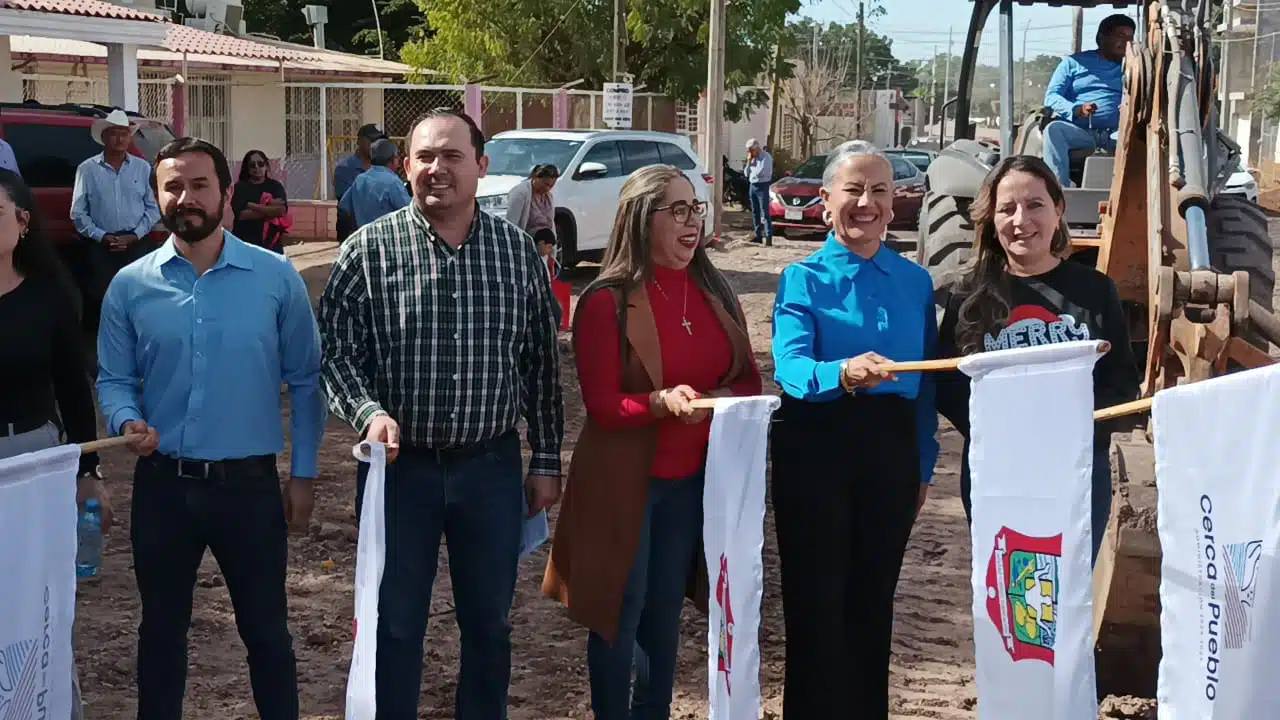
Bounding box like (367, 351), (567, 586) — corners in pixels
(796, 0), (1140, 63)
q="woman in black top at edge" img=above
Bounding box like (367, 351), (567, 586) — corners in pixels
(231, 149), (289, 253)
(934, 155), (1139, 565)
(0, 168), (112, 720)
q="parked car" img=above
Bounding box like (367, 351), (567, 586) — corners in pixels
(475, 128), (714, 267)
(769, 151), (927, 235)
(1221, 157), (1260, 204)
(0, 102), (174, 307)
(885, 148), (937, 174)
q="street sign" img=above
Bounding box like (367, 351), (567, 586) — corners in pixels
(602, 82), (633, 128)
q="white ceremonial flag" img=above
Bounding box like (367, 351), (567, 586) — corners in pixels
(702, 395), (780, 720)
(1154, 363), (1280, 719)
(960, 340), (1103, 719)
(346, 441), (387, 720)
(0, 443), (79, 720)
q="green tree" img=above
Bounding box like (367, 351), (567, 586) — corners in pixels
(238, 0), (422, 59)
(399, 0), (798, 118)
(1256, 66), (1280, 123)
(784, 15), (915, 95)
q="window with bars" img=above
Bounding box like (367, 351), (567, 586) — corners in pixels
(675, 99), (699, 134)
(285, 87), (365, 157)
(187, 76), (230, 151)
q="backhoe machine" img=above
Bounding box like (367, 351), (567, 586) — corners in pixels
(916, 0), (1280, 699)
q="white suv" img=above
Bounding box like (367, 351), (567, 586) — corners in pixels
(476, 129), (714, 267)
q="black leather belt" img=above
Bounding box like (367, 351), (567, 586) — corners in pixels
(148, 453), (276, 481)
(1, 417), (50, 438)
(402, 430), (515, 465)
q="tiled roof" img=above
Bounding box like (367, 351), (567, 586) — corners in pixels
(164, 24), (313, 61)
(0, 0), (166, 21)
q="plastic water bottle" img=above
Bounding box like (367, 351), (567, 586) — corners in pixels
(76, 499), (103, 579)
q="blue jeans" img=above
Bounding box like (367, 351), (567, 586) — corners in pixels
(588, 474), (704, 720)
(1042, 120), (1117, 187)
(961, 437), (1112, 565)
(360, 431), (525, 720)
(747, 181), (772, 240)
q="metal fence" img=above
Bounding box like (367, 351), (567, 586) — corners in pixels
(282, 83), (681, 200)
(20, 72), (175, 124)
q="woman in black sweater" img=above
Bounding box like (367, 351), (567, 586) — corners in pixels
(934, 155), (1139, 564)
(0, 168), (111, 719)
(0, 168), (112, 513)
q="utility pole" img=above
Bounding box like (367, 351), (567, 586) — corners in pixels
(1071, 8), (1083, 54)
(854, 0), (864, 137)
(612, 0), (622, 79)
(766, 42), (782, 149)
(812, 22), (819, 67)
(942, 27), (953, 141)
(1020, 20), (1031, 114)
(927, 46), (937, 131)
(1219, 0), (1231, 131)
(705, 0), (726, 243)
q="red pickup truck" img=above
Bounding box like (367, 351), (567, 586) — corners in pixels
(0, 102), (174, 306)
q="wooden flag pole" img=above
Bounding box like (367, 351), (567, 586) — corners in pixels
(78, 436), (132, 454)
(688, 342), (1147, 419)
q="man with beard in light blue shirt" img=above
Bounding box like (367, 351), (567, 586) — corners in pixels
(96, 137), (324, 720)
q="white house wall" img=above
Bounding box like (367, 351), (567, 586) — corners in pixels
(0, 37), (21, 103)
(230, 77), (285, 160)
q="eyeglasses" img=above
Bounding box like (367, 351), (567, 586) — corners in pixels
(653, 200), (708, 223)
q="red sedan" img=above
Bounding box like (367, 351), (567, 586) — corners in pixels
(769, 152), (926, 234)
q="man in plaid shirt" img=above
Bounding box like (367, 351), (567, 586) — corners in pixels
(318, 108), (564, 718)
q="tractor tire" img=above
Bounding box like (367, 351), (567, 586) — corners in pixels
(1209, 193), (1278, 352)
(1210, 193), (1276, 311)
(915, 191), (975, 320)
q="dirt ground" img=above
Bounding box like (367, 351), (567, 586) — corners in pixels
(74, 209), (1151, 719)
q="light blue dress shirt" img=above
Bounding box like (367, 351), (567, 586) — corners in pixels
(745, 149), (773, 183)
(1044, 50), (1125, 131)
(70, 153), (161, 241)
(772, 234), (940, 484)
(338, 165), (412, 228)
(333, 154), (368, 201)
(0, 138), (20, 176)
(96, 233), (327, 478)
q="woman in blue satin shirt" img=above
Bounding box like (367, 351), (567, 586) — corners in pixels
(769, 140), (940, 718)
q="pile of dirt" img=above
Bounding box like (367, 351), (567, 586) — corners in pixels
(1099, 695), (1158, 719)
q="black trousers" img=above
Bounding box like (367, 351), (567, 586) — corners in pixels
(130, 453), (298, 720)
(86, 234), (158, 335)
(770, 392), (921, 719)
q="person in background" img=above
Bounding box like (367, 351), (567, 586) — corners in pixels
(0, 168), (109, 720)
(769, 140), (938, 718)
(0, 135), (20, 175)
(318, 108), (563, 718)
(71, 108), (162, 336)
(506, 163), (563, 325)
(543, 164), (761, 719)
(934, 154), (1138, 563)
(333, 124), (385, 241)
(505, 163), (559, 246)
(743, 138), (774, 246)
(96, 137), (325, 720)
(1042, 14), (1136, 186)
(337, 138), (411, 229)
(231, 149), (289, 254)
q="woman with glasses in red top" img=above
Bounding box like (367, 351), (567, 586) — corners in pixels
(543, 164), (761, 719)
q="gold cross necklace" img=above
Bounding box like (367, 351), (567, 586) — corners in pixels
(651, 274), (693, 335)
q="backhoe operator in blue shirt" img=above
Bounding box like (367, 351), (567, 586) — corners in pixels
(1041, 14), (1135, 186)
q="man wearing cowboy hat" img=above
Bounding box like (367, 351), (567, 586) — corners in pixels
(71, 108), (161, 336)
